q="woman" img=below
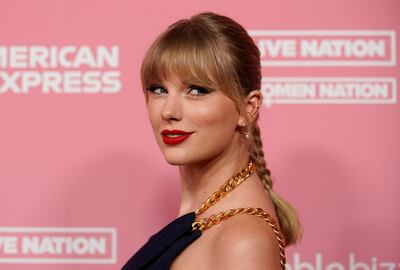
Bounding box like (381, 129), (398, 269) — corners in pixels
(123, 11), (302, 270)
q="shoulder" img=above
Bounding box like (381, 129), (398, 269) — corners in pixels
(209, 212), (282, 269)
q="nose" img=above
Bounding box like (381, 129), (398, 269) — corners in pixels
(161, 93), (183, 121)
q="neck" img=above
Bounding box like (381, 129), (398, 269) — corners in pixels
(177, 141), (250, 217)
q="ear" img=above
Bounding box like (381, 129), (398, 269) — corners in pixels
(237, 90), (263, 126)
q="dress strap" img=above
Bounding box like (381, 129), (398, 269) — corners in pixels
(192, 207), (286, 270)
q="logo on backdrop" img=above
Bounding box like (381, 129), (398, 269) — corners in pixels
(0, 46), (121, 94)
(249, 30), (395, 66)
(248, 30), (397, 107)
(0, 227), (116, 264)
(285, 252), (400, 270)
(261, 77), (396, 107)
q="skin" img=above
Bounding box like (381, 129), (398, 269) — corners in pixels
(146, 74), (281, 269)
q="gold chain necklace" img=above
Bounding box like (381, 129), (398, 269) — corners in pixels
(193, 161), (256, 217)
(191, 160), (287, 270)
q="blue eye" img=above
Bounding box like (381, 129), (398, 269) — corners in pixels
(147, 85), (167, 94)
(188, 85), (211, 96)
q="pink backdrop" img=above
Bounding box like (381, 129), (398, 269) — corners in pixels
(1, 0), (399, 269)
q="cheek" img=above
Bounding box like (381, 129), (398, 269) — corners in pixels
(147, 100), (161, 128)
(188, 99), (238, 139)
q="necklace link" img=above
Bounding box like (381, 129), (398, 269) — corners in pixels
(190, 160), (287, 270)
(194, 161), (256, 217)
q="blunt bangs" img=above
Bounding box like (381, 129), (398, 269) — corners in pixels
(140, 20), (238, 101)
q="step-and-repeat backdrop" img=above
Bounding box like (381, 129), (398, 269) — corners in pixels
(1, 0), (399, 269)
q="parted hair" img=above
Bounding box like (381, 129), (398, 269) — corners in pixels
(140, 11), (302, 245)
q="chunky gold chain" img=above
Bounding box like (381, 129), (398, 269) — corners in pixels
(194, 161), (256, 217)
(191, 161), (287, 270)
(192, 207), (286, 269)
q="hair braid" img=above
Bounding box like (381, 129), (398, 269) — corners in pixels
(250, 123), (273, 190)
(251, 122), (302, 246)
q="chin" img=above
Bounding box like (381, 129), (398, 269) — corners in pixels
(164, 160), (184, 166)
(162, 149), (209, 166)
(162, 151), (191, 166)
(163, 157), (191, 166)
(162, 150), (221, 167)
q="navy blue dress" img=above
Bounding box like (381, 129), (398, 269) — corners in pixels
(122, 211), (202, 270)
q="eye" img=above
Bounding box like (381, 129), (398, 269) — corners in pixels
(188, 85), (211, 96)
(147, 85), (167, 95)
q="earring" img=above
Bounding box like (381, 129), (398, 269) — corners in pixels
(249, 104), (260, 120)
(240, 122), (251, 138)
(243, 130), (251, 139)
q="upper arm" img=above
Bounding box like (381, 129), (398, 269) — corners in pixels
(210, 215), (282, 269)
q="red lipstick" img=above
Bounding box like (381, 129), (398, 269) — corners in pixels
(161, 129), (194, 145)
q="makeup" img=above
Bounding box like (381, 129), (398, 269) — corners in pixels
(161, 129), (194, 145)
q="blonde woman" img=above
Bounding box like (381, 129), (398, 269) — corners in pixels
(122, 11), (301, 270)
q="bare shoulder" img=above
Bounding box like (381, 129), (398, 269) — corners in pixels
(209, 213), (282, 269)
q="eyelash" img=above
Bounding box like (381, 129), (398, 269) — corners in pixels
(188, 85), (211, 95)
(147, 85), (167, 94)
(147, 85), (211, 96)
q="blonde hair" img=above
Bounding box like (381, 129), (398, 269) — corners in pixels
(140, 11), (302, 245)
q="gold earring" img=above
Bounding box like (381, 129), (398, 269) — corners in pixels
(249, 104), (260, 120)
(242, 130), (251, 139)
(240, 122), (251, 138)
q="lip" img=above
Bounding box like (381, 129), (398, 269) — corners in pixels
(161, 129), (194, 145)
